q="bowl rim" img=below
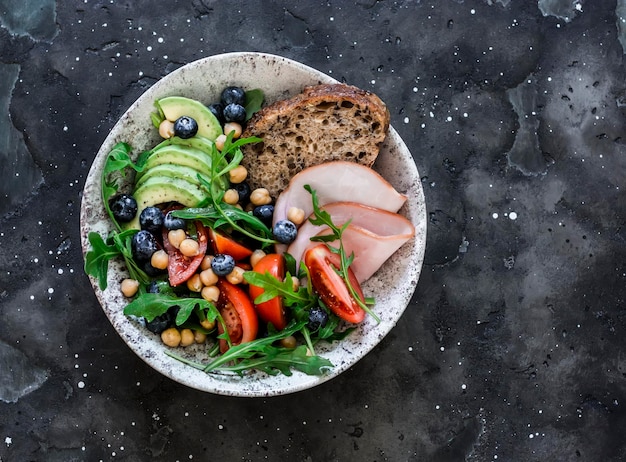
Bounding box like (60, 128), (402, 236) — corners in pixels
(80, 51), (427, 397)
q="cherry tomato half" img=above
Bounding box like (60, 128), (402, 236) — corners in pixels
(208, 228), (253, 261)
(216, 279), (259, 352)
(162, 221), (208, 287)
(249, 253), (287, 330)
(303, 244), (366, 324)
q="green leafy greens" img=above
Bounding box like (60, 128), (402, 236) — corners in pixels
(84, 142), (149, 290)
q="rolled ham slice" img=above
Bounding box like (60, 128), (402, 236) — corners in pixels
(272, 161), (407, 227)
(286, 202), (415, 283)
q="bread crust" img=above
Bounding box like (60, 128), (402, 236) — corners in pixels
(240, 83), (390, 198)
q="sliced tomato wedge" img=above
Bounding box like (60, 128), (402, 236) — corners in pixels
(303, 244), (366, 324)
(216, 279), (259, 352)
(162, 221), (208, 286)
(249, 253), (287, 330)
(208, 228), (253, 261)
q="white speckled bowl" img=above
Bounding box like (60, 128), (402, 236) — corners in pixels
(80, 52), (427, 397)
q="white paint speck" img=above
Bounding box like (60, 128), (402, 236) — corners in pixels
(78, 381), (85, 389)
(509, 212), (518, 220)
(5, 437), (12, 446)
(492, 212), (499, 219)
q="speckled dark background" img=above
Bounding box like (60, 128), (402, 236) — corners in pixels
(2, 0), (626, 461)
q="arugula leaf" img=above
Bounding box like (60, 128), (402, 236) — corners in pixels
(101, 142), (144, 232)
(166, 320), (333, 376)
(244, 89), (264, 121)
(84, 232), (123, 290)
(124, 292), (219, 325)
(243, 271), (315, 308)
(172, 204), (273, 243)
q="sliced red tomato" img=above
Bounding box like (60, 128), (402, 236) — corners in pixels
(249, 253), (287, 330)
(216, 279), (259, 352)
(208, 228), (253, 261)
(162, 221), (207, 286)
(303, 244), (366, 324)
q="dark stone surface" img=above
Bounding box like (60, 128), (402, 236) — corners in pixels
(2, 0), (626, 460)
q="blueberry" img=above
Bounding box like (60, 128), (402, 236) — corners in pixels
(139, 206), (165, 234)
(109, 194), (137, 222)
(223, 103), (246, 123)
(145, 311), (172, 334)
(145, 306), (179, 334)
(146, 281), (160, 293)
(131, 230), (158, 262)
(143, 260), (164, 277)
(253, 204), (274, 226)
(174, 116), (198, 139)
(273, 220), (297, 244)
(220, 86), (246, 106)
(163, 211), (186, 230)
(211, 253), (235, 276)
(307, 306), (329, 332)
(233, 181), (251, 204)
(208, 103), (225, 124)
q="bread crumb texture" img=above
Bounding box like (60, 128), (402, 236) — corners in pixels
(241, 84), (390, 198)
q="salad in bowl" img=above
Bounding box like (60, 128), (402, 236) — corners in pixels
(80, 52), (426, 397)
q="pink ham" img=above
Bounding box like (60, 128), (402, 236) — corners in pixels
(286, 202), (415, 283)
(272, 161), (407, 227)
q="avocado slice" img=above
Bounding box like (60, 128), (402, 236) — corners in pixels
(138, 145), (213, 180)
(150, 135), (216, 155)
(156, 96), (223, 141)
(125, 176), (209, 230)
(134, 163), (212, 191)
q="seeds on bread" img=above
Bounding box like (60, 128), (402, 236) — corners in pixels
(240, 83), (390, 198)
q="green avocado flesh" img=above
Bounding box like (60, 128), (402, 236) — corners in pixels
(138, 145), (213, 180)
(126, 176), (209, 230)
(134, 164), (211, 190)
(157, 96), (223, 141)
(151, 135), (216, 154)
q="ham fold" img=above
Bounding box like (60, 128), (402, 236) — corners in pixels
(285, 202), (415, 283)
(272, 161), (407, 227)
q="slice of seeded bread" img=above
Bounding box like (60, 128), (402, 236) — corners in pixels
(240, 83), (390, 198)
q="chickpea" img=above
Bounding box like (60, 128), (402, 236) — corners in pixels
(179, 238), (200, 257)
(229, 165), (248, 184)
(194, 330), (207, 344)
(161, 327), (181, 347)
(179, 328), (195, 347)
(200, 255), (214, 271)
(168, 229), (187, 249)
(201, 285), (220, 302)
(287, 207), (306, 225)
(214, 134), (227, 151)
(224, 122), (242, 138)
(186, 273), (203, 292)
(200, 318), (216, 331)
(226, 266), (245, 285)
(250, 249), (266, 268)
(151, 249), (169, 270)
(200, 268), (219, 287)
(159, 119), (175, 139)
(223, 188), (239, 205)
(250, 188), (272, 206)
(290, 275), (300, 292)
(280, 335), (298, 349)
(121, 278), (140, 297)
